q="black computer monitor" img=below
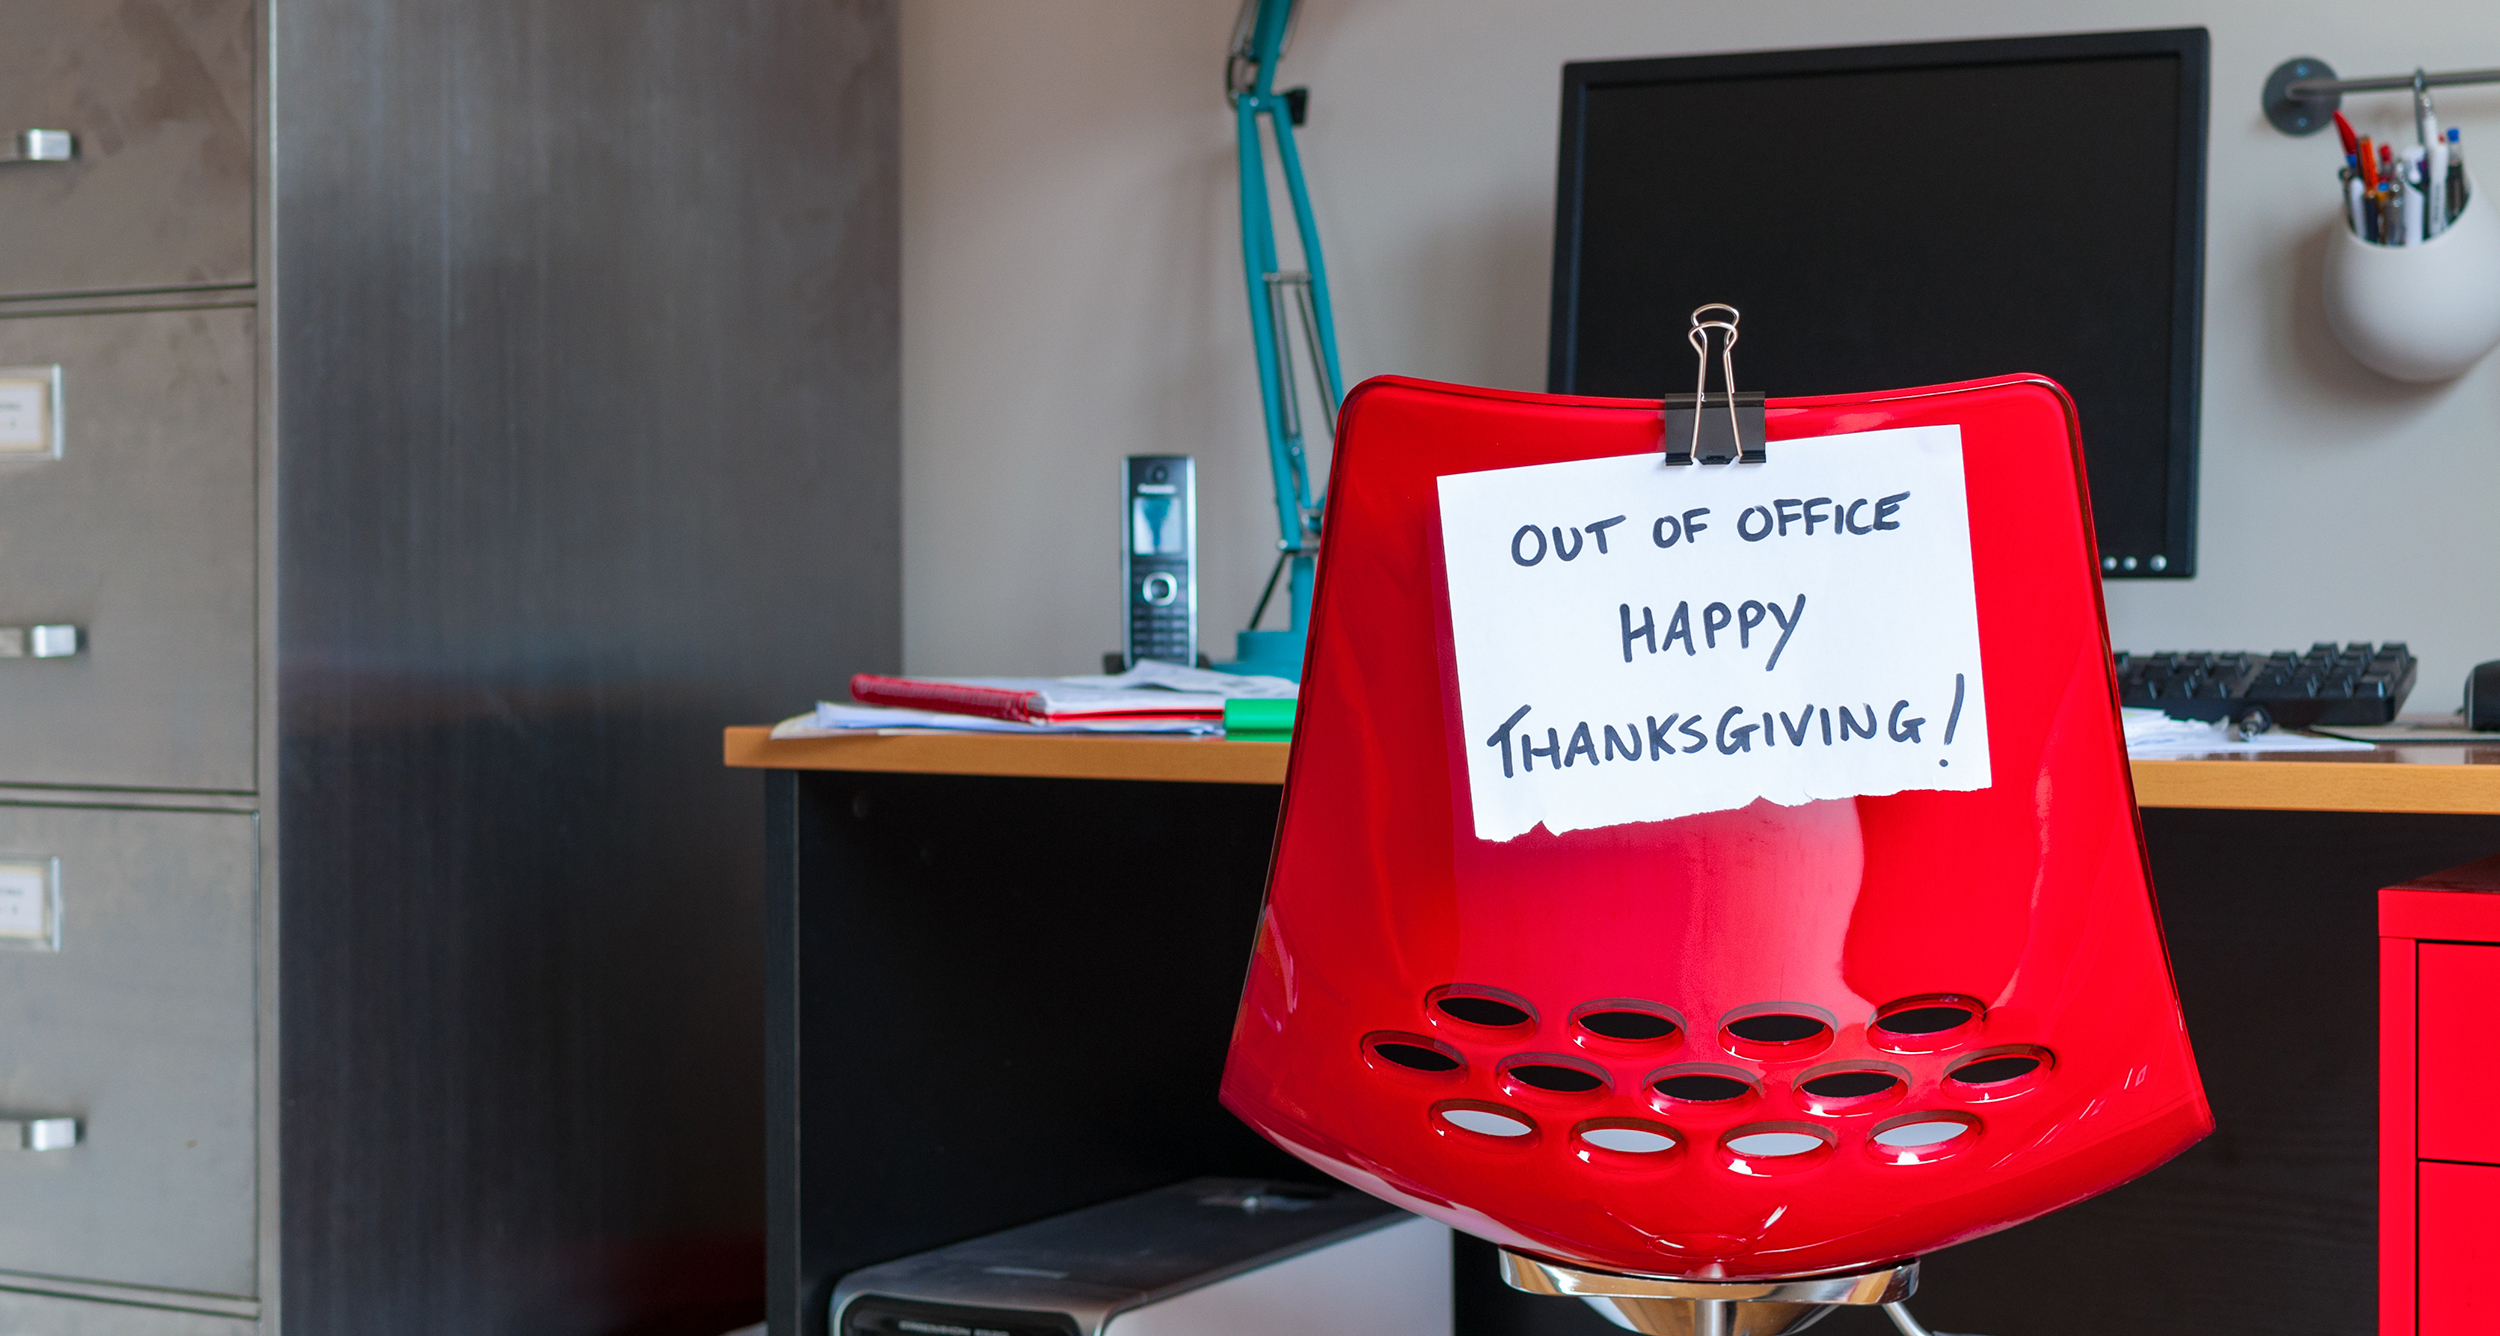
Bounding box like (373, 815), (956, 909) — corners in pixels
(1549, 29), (2208, 577)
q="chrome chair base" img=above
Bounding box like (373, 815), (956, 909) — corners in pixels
(1498, 1248), (1975, 1336)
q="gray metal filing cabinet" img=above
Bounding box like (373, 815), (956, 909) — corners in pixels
(0, 1), (900, 1333)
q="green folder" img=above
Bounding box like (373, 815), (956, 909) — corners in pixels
(1224, 698), (1296, 741)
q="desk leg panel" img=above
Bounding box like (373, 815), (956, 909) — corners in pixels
(767, 768), (809, 1336)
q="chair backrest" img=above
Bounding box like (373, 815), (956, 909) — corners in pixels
(1221, 374), (2210, 1282)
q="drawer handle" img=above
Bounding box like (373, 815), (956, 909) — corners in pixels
(0, 130), (73, 163)
(0, 624), (78, 658)
(3, 1117), (78, 1151)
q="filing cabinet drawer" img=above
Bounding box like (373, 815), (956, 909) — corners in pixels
(2420, 1160), (2500, 1335)
(0, 0), (253, 298)
(0, 804), (256, 1297)
(0, 1287), (252, 1336)
(0, 307), (255, 791)
(2418, 942), (2500, 1165)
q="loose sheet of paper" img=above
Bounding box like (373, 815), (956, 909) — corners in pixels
(1438, 424), (1990, 841)
(0, 377), (48, 455)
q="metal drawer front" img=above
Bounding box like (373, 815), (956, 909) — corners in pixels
(0, 1287), (252, 1336)
(0, 0), (252, 298)
(0, 805), (255, 1297)
(0, 307), (255, 791)
(2418, 942), (2500, 1164)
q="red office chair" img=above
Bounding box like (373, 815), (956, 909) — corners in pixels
(1220, 373), (2211, 1336)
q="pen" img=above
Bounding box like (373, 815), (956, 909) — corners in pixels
(2381, 145), (2401, 243)
(2347, 156), (2367, 237)
(2334, 109), (2359, 159)
(2401, 146), (2425, 244)
(2418, 100), (2445, 239)
(2429, 133), (2451, 237)
(2449, 126), (2469, 225)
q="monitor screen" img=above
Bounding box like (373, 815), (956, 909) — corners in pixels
(1549, 29), (2208, 576)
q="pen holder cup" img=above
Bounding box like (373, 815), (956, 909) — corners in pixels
(2323, 181), (2500, 382)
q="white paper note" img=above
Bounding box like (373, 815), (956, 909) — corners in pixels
(1437, 424), (1991, 841)
(0, 858), (53, 944)
(0, 378), (46, 453)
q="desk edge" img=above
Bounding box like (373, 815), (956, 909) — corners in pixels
(2128, 758), (2500, 815)
(723, 730), (2500, 812)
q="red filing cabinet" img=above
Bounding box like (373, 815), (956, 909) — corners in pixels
(2383, 858), (2500, 1335)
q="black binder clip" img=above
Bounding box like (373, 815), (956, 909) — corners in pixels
(1662, 303), (1766, 465)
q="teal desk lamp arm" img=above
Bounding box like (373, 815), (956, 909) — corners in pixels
(1225, 0), (1341, 679)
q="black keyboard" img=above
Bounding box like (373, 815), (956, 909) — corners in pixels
(2114, 642), (2418, 728)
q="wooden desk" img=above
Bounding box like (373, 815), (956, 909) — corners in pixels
(726, 725), (2500, 814)
(734, 725), (2500, 1336)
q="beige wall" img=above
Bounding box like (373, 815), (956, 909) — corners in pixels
(903, 0), (2500, 703)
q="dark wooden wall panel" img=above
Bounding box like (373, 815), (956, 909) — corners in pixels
(273, 2), (898, 1332)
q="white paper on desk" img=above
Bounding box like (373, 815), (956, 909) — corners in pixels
(1438, 424), (1991, 841)
(2121, 708), (2372, 757)
(1063, 660), (1298, 699)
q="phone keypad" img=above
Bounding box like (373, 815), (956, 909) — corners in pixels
(1129, 563), (1192, 665)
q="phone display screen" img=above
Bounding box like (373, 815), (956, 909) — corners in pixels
(1132, 494), (1185, 556)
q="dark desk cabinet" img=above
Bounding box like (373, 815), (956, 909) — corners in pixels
(0, 3), (899, 1333)
(763, 769), (1305, 1336)
(746, 741), (2500, 1336)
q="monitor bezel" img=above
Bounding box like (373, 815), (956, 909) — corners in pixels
(1547, 27), (2210, 578)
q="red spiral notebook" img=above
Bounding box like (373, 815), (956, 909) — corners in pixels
(847, 673), (1224, 724)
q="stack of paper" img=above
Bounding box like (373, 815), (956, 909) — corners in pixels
(773, 661), (1297, 738)
(2120, 707), (2373, 758)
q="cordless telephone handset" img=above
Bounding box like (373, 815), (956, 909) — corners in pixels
(1122, 456), (1197, 669)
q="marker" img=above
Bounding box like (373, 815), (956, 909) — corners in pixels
(2400, 146), (2427, 244)
(2347, 156), (2366, 237)
(2430, 133), (2451, 237)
